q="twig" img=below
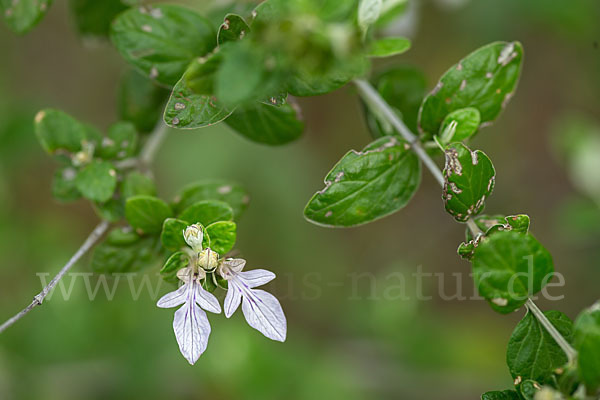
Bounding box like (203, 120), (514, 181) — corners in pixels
(0, 121), (170, 334)
(525, 298), (577, 363)
(353, 79), (445, 187)
(0, 221), (109, 334)
(355, 78), (577, 362)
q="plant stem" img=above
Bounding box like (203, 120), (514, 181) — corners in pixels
(355, 78), (577, 362)
(0, 221), (110, 334)
(353, 79), (445, 187)
(0, 121), (170, 334)
(525, 298), (577, 363)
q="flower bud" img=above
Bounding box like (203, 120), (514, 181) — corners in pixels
(198, 248), (219, 270)
(183, 224), (204, 252)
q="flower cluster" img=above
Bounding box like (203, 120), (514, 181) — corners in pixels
(157, 224), (287, 364)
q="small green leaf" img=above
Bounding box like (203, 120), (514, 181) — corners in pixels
(507, 310), (573, 384)
(179, 200), (234, 226)
(75, 160), (118, 203)
(34, 109), (88, 155)
(367, 37), (411, 58)
(465, 214), (530, 242)
(160, 218), (189, 252)
(481, 390), (520, 400)
(442, 142), (495, 222)
(304, 136), (421, 227)
(287, 57), (367, 97)
(160, 251), (190, 283)
(125, 195), (173, 234)
(217, 13), (250, 46)
(69, 0), (127, 38)
(173, 180), (249, 219)
(164, 74), (232, 129)
(439, 107), (481, 143)
(182, 51), (221, 95)
(205, 221), (236, 255)
(52, 167), (80, 202)
(518, 380), (542, 400)
(471, 230), (554, 313)
(91, 228), (162, 273)
(0, 0), (52, 34)
(121, 171), (156, 199)
(418, 41), (523, 140)
(97, 121), (138, 160)
(110, 4), (216, 86)
(365, 66), (427, 137)
(574, 302), (600, 394)
(93, 197), (123, 223)
(225, 101), (304, 145)
(117, 69), (170, 133)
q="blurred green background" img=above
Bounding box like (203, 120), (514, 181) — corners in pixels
(1, 0), (599, 399)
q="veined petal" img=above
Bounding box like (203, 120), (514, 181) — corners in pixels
(173, 301), (211, 365)
(237, 269), (276, 288)
(224, 283), (242, 318)
(195, 283), (222, 314)
(157, 283), (188, 308)
(241, 289), (287, 342)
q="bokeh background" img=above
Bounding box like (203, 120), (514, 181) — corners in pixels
(1, 0), (599, 399)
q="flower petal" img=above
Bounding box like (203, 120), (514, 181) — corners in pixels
(241, 289), (287, 342)
(173, 297), (211, 365)
(224, 283), (242, 318)
(195, 283), (222, 314)
(238, 269), (276, 288)
(156, 283), (188, 308)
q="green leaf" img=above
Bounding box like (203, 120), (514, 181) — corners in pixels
(365, 66), (427, 137)
(97, 121), (138, 160)
(287, 56), (367, 97)
(160, 251), (190, 283)
(182, 50), (221, 95)
(34, 109), (88, 155)
(163, 73), (232, 129)
(52, 167), (80, 202)
(471, 230), (554, 313)
(439, 107), (481, 143)
(205, 221), (236, 255)
(110, 4), (216, 86)
(160, 218), (189, 252)
(217, 13), (250, 46)
(0, 0), (52, 34)
(465, 214), (530, 242)
(507, 310), (573, 384)
(518, 380), (542, 400)
(121, 171), (156, 199)
(179, 200), (234, 226)
(374, 0), (408, 28)
(91, 228), (162, 273)
(69, 0), (127, 38)
(304, 136), (421, 227)
(225, 101), (304, 145)
(574, 302), (600, 394)
(216, 41), (270, 107)
(367, 37), (411, 58)
(442, 142), (495, 222)
(93, 197), (123, 222)
(125, 195), (173, 234)
(117, 69), (170, 133)
(418, 41), (523, 140)
(480, 390), (520, 400)
(75, 160), (118, 203)
(173, 180), (249, 219)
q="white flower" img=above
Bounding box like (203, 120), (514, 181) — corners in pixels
(218, 258), (287, 342)
(157, 267), (221, 364)
(183, 224), (204, 253)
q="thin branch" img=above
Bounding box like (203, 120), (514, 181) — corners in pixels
(0, 221), (110, 334)
(0, 121), (170, 334)
(526, 298), (577, 363)
(355, 78), (577, 362)
(353, 79), (445, 187)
